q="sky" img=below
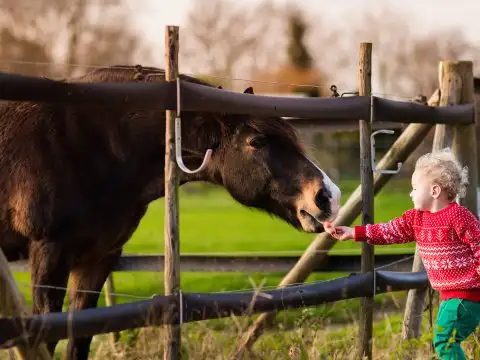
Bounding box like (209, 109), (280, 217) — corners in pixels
(134, 0), (480, 60)
(129, 0), (480, 93)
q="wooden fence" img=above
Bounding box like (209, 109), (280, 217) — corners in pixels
(0, 26), (477, 360)
(8, 252), (415, 273)
(0, 270), (429, 347)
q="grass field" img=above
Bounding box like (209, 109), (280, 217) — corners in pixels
(6, 178), (480, 359)
(12, 178), (416, 304)
(123, 179), (415, 254)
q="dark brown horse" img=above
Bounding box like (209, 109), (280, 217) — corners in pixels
(0, 65), (340, 359)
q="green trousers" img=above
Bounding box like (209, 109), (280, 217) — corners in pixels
(433, 298), (480, 360)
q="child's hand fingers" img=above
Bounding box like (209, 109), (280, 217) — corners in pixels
(324, 225), (352, 241)
(332, 231), (344, 240)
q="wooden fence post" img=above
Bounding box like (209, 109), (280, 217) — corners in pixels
(164, 25), (181, 360)
(104, 274), (120, 344)
(0, 250), (52, 360)
(358, 42), (374, 360)
(401, 60), (476, 358)
(450, 61), (478, 214)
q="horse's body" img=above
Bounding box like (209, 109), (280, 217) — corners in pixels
(0, 65), (340, 359)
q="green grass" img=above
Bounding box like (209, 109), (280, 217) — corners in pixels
(40, 302), (480, 360)
(124, 178), (415, 255)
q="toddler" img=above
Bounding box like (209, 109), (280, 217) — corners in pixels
(324, 148), (480, 360)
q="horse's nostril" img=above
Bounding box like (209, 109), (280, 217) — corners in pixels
(314, 188), (330, 209)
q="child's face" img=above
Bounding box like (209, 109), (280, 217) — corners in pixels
(410, 170), (436, 211)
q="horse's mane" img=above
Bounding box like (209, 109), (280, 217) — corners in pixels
(66, 64), (213, 87)
(64, 65), (303, 152)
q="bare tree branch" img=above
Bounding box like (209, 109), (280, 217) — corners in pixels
(0, 0), (150, 77)
(180, 0), (284, 88)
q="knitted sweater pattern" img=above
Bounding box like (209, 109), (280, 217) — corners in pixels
(354, 202), (480, 299)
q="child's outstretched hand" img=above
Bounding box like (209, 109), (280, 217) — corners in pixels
(323, 222), (355, 241)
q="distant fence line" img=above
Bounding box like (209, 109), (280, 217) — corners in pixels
(8, 253), (415, 273)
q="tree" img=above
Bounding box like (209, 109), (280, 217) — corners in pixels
(179, 0), (284, 90)
(0, 0), (150, 77)
(304, 6), (480, 178)
(0, 28), (50, 76)
(332, 7), (478, 98)
(67, 0), (148, 77)
(287, 8), (313, 70)
(285, 7), (320, 97)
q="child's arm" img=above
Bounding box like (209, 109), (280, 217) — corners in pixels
(453, 206), (480, 276)
(325, 209), (417, 245)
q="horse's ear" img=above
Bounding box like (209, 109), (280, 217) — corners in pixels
(243, 86), (254, 94)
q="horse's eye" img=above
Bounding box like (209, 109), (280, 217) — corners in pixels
(248, 136), (267, 149)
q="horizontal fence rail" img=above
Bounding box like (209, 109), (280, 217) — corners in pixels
(0, 72), (475, 125)
(372, 96), (475, 125)
(0, 270), (429, 348)
(287, 117), (404, 132)
(0, 72), (177, 106)
(9, 253), (415, 273)
(179, 81), (370, 119)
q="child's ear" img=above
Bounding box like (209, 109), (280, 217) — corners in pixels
(431, 184), (442, 198)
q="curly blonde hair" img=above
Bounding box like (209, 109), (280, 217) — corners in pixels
(414, 148), (469, 200)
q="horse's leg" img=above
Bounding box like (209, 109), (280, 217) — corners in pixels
(29, 240), (70, 355)
(65, 249), (121, 360)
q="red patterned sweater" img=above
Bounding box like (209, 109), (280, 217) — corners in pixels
(354, 202), (480, 301)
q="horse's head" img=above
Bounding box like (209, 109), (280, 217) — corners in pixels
(196, 87), (341, 233)
(95, 66), (342, 233)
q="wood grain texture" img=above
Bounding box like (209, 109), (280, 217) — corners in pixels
(450, 61), (478, 215)
(357, 42), (374, 360)
(163, 25), (181, 360)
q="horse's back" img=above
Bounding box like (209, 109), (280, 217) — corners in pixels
(0, 100), (70, 240)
